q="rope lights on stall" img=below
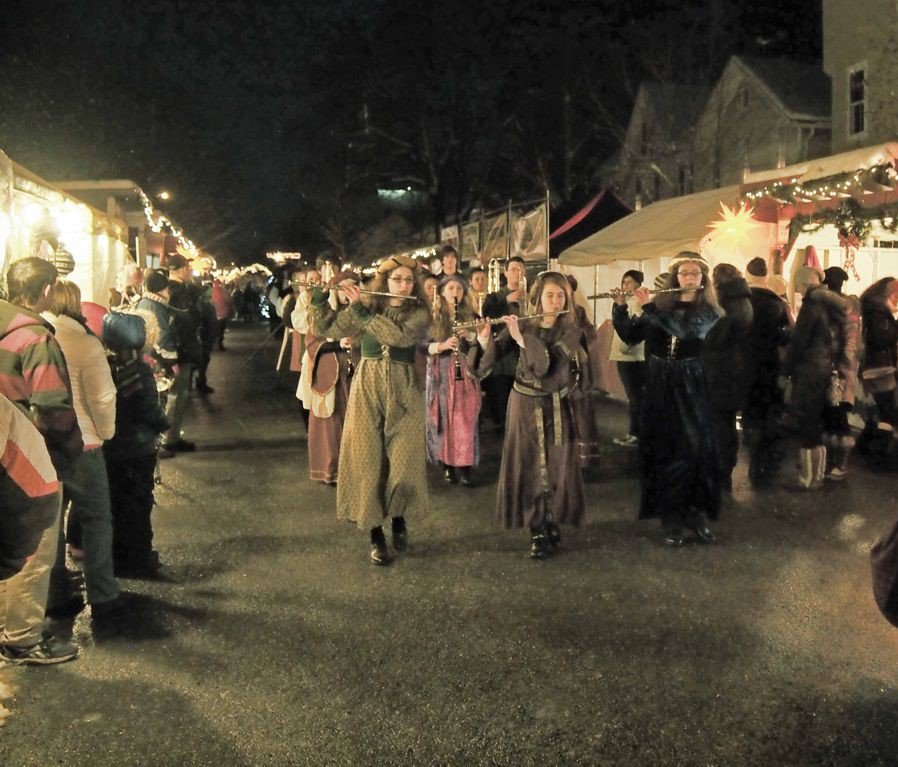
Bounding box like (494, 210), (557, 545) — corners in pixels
(138, 189), (199, 258)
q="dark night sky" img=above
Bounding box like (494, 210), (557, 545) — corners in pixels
(0, 1), (821, 264)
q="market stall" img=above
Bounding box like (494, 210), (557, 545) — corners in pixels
(0, 150), (131, 305)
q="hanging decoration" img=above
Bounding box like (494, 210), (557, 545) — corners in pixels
(706, 202), (762, 252)
(787, 198), (897, 244)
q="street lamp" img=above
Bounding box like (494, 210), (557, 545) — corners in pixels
(158, 191), (171, 201)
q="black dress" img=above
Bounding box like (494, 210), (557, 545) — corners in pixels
(613, 300), (721, 532)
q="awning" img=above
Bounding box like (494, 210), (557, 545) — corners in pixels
(744, 142), (898, 186)
(558, 184), (742, 266)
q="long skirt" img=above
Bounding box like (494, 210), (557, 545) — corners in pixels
(425, 354), (480, 468)
(308, 367), (352, 484)
(639, 356), (721, 522)
(496, 390), (584, 530)
(336, 357), (429, 530)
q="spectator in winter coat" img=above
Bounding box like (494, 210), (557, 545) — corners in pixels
(821, 267), (860, 481)
(784, 267), (849, 490)
(860, 277), (898, 428)
(42, 279), (122, 621)
(210, 278), (233, 350)
(163, 254), (204, 447)
(136, 269), (178, 369)
(743, 257), (791, 485)
(102, 309), (170, 577)
(0, 394), (61, 580)
(0, 256), (80, 664)
(702, 264), (753, 492)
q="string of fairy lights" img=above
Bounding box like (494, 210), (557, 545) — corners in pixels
(138, 189), (199, 258)
(742, 163), (896, 204)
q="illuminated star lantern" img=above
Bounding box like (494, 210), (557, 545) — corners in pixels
(707, 202), (761, 252)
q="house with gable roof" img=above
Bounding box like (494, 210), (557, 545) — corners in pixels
(606, 82), (709, 209)
(606, 55), (831, 207)
(689, 55), (831, 191)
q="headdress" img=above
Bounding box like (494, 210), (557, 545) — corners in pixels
(377, 255), (418, 274)
(668, 251), (710, 272)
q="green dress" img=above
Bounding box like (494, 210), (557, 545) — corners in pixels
(311, 298), (431, 530)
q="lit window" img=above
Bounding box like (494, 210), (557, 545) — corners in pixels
(849, 67), (866, 135)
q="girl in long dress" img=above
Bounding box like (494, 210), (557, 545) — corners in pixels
(310, 256), (430, 565)
(425, 275), (482, 486)
(476, 271), (587, 559)
(299, 271), (358, 485)
(612, 252), (724, 545)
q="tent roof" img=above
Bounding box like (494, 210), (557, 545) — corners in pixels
(558, 185), (742, 266)
(744, 142), (898, 186)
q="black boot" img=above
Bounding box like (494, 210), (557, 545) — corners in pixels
(529, 527), (552, 560)
(544, 515), (561, 547)
(391, 516), (408, 552)
(443, 465), (458, 483)
(370, 526), (392, 566)
(458, 466), (473, 487)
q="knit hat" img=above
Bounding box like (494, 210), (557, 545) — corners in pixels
(668, 251), (710, 272)
(746, 257), (767, 277)
(622, 269), (644, 286)
(745, 257), (768, 287)
(145, 269), (170, 294)
(823, 266), (849, 292)
(653, 272), (670, 290)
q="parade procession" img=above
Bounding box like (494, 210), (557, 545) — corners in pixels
(5, 1), (898, 765)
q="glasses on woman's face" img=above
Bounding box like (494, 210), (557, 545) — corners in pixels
(389, 276), (415, 284)
(678, 270), (702, 278)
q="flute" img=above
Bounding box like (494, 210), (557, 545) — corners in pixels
(291, 278), (418, 302)
(452, 310), (569, 332)
(586, 286), (704, 300)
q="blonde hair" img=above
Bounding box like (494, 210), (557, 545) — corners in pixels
(47, 279), (84, 321)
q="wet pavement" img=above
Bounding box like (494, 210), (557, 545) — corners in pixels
(2, 321), (898, 766)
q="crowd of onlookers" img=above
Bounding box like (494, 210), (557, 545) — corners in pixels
(0, 254), (232, 666)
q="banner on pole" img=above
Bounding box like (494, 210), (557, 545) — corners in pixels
(511, 202), (548, 262)
(461, 221), (480, 264)
(440, 225), (459, 250)
(480, 212), (508, 266)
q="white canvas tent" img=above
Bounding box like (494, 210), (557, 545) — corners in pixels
(558, 185), (744, 266)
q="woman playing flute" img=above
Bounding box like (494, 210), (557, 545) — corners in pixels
(476, 271), (587, 559)
(310, 256), (430, 565)
(612, 252), (725, 546)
